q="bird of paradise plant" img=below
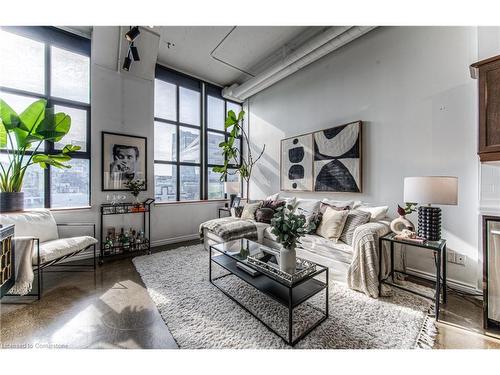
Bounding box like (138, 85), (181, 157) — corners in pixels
(0, 98), (79, 194)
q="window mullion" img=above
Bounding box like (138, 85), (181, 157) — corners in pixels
(176, 84), (180, 202)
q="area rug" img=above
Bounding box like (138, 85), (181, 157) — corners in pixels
(133, 244), (436, 349)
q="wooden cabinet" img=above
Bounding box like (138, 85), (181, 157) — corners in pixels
(471, 55), (500, 162)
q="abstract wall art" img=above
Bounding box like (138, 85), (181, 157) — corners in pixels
(280, 121), (362, 193)
(280, 134), (313, 191)
(313, 121), (361, 192)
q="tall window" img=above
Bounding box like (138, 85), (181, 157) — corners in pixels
(0, 27), (91, 209)
(154, 67), (202, 202)
(154, 66), (242, 202)
(206, 85), (242, 200)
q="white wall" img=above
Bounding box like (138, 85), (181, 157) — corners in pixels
(53, 26), (224, 247)
(247, 27), (481, 291)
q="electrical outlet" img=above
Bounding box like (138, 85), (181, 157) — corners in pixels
(455, 254), (466, 266)
(446, 250), (455, 263)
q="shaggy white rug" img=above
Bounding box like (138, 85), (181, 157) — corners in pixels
(133, 244), (436, 349)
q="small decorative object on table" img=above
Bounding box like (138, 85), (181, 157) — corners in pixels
(270, 204), (317, 274)
(125, 178), (146, 205)
(390, 203), (417, 234)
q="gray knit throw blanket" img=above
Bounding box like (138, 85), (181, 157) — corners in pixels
(199, 217), (258, 242)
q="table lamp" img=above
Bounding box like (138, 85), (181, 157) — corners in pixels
(224, 181), (240, 207)
(403, 176), (458, 241)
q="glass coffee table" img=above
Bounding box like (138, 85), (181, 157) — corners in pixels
(209, 239), (328, 346)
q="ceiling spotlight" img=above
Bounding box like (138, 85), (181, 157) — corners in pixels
(130, 44), (140, 61)
(122, 51), (132, 71)
(125, 26), (140, 42)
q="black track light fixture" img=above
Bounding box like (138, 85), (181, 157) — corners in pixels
(125, 26), (140, 42)
(122, 51), (132, 71)
(130, 44), (140, 61)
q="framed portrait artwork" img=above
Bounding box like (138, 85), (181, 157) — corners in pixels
(102, 131), (148, 191)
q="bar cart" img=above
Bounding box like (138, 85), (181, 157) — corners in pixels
(99, 198), (154, 264)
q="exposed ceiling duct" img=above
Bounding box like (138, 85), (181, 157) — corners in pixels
(222, 26), (376, 102)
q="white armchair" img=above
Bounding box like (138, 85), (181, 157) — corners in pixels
(0, 209), (97, 299)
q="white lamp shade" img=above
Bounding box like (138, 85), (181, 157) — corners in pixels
(403, 176), (458, 205)
(224, 181), (240, 194)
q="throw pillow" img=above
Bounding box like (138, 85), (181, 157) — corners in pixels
(338, 209), (371, 245)
(255, 207), (275, 223)
(316, 206), (349, 242)
(231, 206), (244, 218)
(358, 205), (389, 221)
(279, 196), (297, 210)
(266, 193), (280, 201)
(262, 199), (285, 211)
(321, 198), (354, 209)
(319, 202), (350, 214)
(294, 198), (321, 214)
(240, 201), (263, 220)
(297, 208), (323, 234)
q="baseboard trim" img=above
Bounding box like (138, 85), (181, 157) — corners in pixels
(150, 234), (199, 247)
(405, 266), (481, 295)
(60, 234), (200, 262)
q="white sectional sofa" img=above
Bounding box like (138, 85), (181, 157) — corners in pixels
(202, 194), (391, 288)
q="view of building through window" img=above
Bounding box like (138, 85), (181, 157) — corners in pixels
(0, 27), (91, 208)
(154, 66), (242, 202)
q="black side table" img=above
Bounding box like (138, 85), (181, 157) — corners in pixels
(218, 207), (231, 218)
(379, 232), (447, 320)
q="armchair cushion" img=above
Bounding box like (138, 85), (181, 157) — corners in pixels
(1, 209), (58, 243)
(34, 236), (97, 265)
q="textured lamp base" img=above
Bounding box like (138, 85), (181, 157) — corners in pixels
(418, 206), (442, 241)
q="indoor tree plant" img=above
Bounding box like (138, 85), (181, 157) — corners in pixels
(0, 98), (79, 212)
(212, 109), (265, 199)
(270, 205), (317, 273)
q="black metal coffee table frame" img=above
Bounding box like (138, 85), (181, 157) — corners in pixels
(209, 242), (329, 346)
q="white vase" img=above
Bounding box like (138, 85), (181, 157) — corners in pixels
(390, 215), (415, 234)
(280, 246), (297, 274)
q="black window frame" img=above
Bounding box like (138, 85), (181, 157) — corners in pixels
(154, 65), (243, 203)
(154, 66), (203, 202)
(0, 26), (91, 209)
(205, 83), (243, 201)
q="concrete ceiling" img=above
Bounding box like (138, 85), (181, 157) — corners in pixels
(156, 26), (326, 86)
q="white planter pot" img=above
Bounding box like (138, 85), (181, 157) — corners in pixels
(280, 246), (297, 274)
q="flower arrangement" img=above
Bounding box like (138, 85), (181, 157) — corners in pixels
(125, 178), (145, 202)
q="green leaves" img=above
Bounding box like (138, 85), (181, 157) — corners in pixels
(270, 205), (308, 249)
(0, 98), (74, 192)
(34, 108), (71, 142)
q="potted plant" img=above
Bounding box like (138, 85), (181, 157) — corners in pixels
(124, 178), (145, 206)
(0, 98), (78, 212)
(212, 110), (265, 199)
(270, 205), (317, 273)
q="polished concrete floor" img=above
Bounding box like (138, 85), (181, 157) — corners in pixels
(1, 241), (500, 349)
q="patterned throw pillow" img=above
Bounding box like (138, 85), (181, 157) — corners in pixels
(255, 208), (275, 223)
(231, 206), (244, 218)
(338, 209), (371, 245)
(262, 199), (285, 211)
(240, 201), (263, 220)
(319, 202), (350, 214)
(316, 206), (349, 242)
(297, 208), (323, 234)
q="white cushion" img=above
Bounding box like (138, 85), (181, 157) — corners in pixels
(316, 206), (349, 242)
(358, 205), (389, 221)
(321, 198), (354, 209)
(293, 198), (321, 214)
(0, 209), (58, 243)
(34, 236), (97, 265)
(277, 195), (297, 209)
(240, 201), (262, 220)
(265, 193), (280, 201)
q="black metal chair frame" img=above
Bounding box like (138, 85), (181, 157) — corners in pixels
(4, 223), (96, 301)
